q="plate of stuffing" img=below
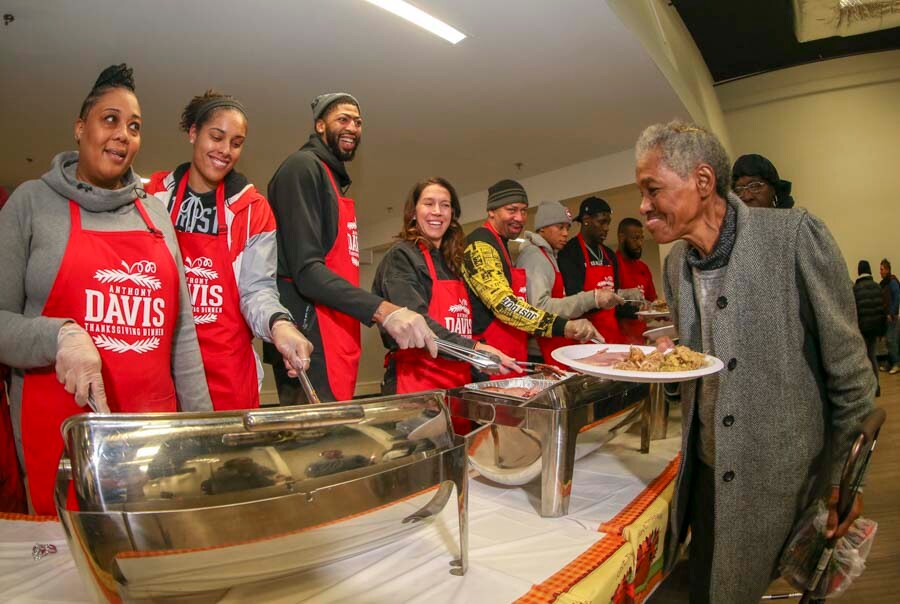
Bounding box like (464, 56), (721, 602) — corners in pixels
(552, 343), (723, 383)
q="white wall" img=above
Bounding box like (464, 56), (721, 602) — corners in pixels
(717, 50), (900, 278)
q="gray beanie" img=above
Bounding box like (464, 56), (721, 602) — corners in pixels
(534, 201), (573, 231)
(311, 92), (360, 122)
(487, 179), (528, 211)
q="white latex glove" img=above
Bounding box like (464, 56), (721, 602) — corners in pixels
(564, 319), (601, 342)
(383, 307), (438, 358)
(56, 323), (109, 412)
(271, 319), (313, 378)
(617, 288), (644, 304)
(474, 342), (520, 374)
(594, 289), (624, 310)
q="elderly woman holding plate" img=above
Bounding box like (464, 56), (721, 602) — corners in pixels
(635, 121), (874, 603)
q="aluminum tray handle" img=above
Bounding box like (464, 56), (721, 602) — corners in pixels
(243, 404), (366, 431)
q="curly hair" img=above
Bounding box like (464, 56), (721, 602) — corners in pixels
(79, 63), (135, 120)
(397, 177), (465, 276)
(179, 90), (247, 133)
(635, 120), (731, 198)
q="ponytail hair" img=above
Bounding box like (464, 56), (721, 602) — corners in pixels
(79, 63), (135, 120)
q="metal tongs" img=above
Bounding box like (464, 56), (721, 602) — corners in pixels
(434, 338), (566, 378)
(435, 338), (502, 371)
(297, 367), (322, 405)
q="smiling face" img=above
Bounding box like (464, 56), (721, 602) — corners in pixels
(317, 103), (362, 161)
(188, 108), (247, 192)
(487, 202), (528, 239)
(74, 87), (142, 189)
(636, 149), (704, 244)
(415, 184), (453, 247)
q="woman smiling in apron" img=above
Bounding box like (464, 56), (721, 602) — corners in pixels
(373, 178), (516, 405)
(0, 64), (212, 515)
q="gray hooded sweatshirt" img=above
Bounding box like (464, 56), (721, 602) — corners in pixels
(0, 151), (212, 458)
(515, 231), (598, 356)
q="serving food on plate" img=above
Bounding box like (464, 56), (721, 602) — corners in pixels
(648, 299), (669, 313)
(550, 342), (724, 383)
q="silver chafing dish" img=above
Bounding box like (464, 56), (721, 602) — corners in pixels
(55, 393), (467, 602)
(449, 374), (650, 517)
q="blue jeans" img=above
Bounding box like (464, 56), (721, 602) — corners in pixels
(886, 320), (899, 366)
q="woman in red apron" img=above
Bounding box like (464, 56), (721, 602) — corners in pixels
(372, 178), (515, 414)
(0, 64), (212, 515)
(145, 91), (312, 411)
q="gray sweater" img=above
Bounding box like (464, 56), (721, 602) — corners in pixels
(0, 152), (212, 454)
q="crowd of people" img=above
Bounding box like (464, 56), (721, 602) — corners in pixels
(0, 63), (888, 603)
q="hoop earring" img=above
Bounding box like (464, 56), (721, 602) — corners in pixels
(772, 194), (779, 208)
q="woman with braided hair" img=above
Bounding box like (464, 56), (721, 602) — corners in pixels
(0, 64), (212, 515)
(145, 91), (312, 410)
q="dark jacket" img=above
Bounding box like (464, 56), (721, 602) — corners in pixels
(557, 235), (635, 319)
(881, 274), (900, 318)
(853, 274), (887, 337)
(264, 135), (384, 399)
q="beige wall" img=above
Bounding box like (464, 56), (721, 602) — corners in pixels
(717, 50), (900, 279)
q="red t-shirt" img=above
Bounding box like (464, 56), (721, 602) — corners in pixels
(616, 250), (657, 302)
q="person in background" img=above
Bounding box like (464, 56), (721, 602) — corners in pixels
(731, 153), (795, 209)
(558, 197), (640, 343)
(515, 200), (621, 363)
(853, 260), (887, 396)
(267, 93), (435, 404)
(462, 180), (599, 369)
(636, 120), (872, 603)
(0, 64), (211, 515)
(373, 178), (516, 412)
(145, 90), (312, 410)
(616, 217), (658, 344)
(880, 258), (900, 374)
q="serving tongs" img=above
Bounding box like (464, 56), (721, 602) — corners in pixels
(435, 338), (566, 378)
(435, 338), (501, 371)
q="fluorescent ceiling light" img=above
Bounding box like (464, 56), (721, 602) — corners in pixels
(364, 0), (466, 44)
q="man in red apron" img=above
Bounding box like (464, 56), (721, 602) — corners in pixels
(461, 180), (599, 373)
(558, 197), (639, 344)
(515, 201), (622, 364)
(266, 93), (435, 403)
(616, 217), (659, 344)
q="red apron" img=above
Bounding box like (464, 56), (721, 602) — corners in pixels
(478, 222), (529, 364)
(616, 251), (652, 345)
(21, 199), (178, 515)
(315, 163), (361, 402)
(577, 234), (623, 343)
(170, 171), (258, 410)
(393, 242), (472, 393)
(536, 248), (577, 364)
(0, 364), (26, 513)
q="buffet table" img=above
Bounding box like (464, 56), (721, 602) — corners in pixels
(0, 419), (682, 603)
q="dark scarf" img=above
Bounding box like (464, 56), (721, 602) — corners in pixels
(686, 201), (736, 271)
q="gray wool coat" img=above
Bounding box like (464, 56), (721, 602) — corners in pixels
(662, 194), (875, 602)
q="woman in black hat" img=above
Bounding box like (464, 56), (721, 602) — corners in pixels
(731, 153), (795, 209)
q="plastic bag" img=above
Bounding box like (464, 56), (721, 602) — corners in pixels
(779, 499), (877, 598)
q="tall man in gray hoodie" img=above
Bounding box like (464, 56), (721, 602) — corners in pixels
(515, 201), (622, 362)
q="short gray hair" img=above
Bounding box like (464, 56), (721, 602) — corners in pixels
(635, 120), (731, 198)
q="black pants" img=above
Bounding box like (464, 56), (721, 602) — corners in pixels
(686, 459), (716, 604)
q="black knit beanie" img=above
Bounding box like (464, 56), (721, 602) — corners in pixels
(486, 179), (528, 210)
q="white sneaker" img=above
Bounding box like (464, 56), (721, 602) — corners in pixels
(891, 365), (900, 375)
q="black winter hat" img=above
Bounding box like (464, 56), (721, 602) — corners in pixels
(486, 179), (528, 210)
(574, 196), (611, 222)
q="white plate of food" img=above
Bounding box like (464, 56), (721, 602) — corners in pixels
(551, 343), (723, 383)
(636, 309), (671, 318)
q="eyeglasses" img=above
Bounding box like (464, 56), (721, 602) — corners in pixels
(733, 181), (768, 196)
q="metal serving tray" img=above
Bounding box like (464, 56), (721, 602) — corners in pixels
(450, 374), (650, 517)
(55, 392), (467, 602)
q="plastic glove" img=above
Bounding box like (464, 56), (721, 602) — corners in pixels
(383, 307), (438, 358)
(474, 342), (520, 374)
(271, 319), (314, 378)
(617, 288), (645, 304)
(594, 289), (624, 310)
(564, 319), (601, 342)
(56, 323), (109, 412)
(655, 336), (676, 352)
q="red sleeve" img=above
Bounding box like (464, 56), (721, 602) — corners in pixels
(642, 262), (658, 301)
(143, 171), (169, 196)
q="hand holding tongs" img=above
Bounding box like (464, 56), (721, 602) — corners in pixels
(297, 368), (322, 405)
(435, 338), (503, 372)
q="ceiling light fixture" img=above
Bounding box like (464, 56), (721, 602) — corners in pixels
(364, 0), (466, 44)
